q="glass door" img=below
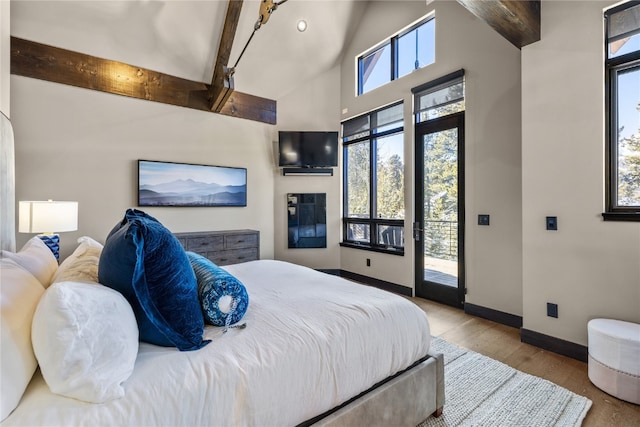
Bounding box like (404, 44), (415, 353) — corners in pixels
(414, 112), (465, 307)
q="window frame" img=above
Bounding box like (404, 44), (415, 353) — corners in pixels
(604, 1), (640, 221)
(341, 102), (405, 255)
(357, 15), (435, 96)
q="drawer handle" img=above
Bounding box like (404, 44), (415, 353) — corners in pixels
(236, 240), (244, 243)
(220, 258), (228, 262)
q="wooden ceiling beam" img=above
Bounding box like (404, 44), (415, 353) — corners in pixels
(456, 0), (540, 49)
(208, 0), (243, 112)
(11, 37), (276, 124)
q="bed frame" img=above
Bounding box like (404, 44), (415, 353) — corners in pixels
(303, 352), (444, 427)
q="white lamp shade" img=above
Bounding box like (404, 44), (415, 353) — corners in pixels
(19, 201), (78, 234)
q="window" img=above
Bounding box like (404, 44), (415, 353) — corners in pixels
(357, 17), (435, 95)
(342, 102), (405, 253)
(414, 72), (465, 123)
(604, 1), (640, 221)
(359, 43), (391, 95)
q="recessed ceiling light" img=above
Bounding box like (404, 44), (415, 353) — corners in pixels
(297, 20), (307, 32)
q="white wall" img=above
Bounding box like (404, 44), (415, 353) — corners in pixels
(9, 0), (277, 260)
(9, 2), (282, 262)
(274, 65), (342, 269)
(8, 0), (344, 267)
(11, 76), (275, 261)
(522, 0), (640, 346)
(339, 0), (523, 317)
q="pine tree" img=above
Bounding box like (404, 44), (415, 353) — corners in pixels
(346, 142), (370, 217)
(617, 102), (640, 206)
(377, 153), (404, 219)
(423, 128), (458, 261)
(619, 131), (640, 205)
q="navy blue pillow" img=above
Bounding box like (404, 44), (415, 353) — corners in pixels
(186, 252), (249, 327)
(98, 209), (209, 351)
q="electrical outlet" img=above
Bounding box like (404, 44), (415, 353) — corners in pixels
(546, 216), (558, 231)
(366, 258), (371, 267)
(478, 214), (490, 226)
(547, 302), (558, 318)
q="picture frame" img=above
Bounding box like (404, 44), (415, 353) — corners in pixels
(138, 160), (247, 207)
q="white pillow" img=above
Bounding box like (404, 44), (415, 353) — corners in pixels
(51, 236), (103, 284)
(32, 281), (139, 403)
(0, 258), (45, 421)
(1, 237), (57, 287)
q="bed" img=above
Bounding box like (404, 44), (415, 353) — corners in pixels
(1, 225), (444, 426)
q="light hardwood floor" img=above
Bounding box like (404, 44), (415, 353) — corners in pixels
(410, 296), (640, 427)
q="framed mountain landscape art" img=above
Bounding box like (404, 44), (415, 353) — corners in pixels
(138, 160), (247, 207)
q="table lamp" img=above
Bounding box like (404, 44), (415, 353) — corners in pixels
(19, 200), (78, 260)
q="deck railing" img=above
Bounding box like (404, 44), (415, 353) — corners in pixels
(424, 219), (457, 260)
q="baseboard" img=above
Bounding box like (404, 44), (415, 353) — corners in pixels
(452, 303), (588, 362)
(320, 269), (412, 297)
(520, 328), (588, 362)
(464, 303), (523, 329)
(317, 273), (587, 362)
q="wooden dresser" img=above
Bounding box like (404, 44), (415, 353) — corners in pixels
(174, 230), (259, 266)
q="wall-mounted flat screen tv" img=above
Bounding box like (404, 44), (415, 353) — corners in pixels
(138, 160), (247, 207)
(278, 131), (339, 167)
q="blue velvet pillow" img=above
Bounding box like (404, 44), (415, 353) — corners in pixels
(186, 252), (249, 327)
(98, 209), (209, 351)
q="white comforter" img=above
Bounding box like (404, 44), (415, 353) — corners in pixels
(3, 260), (431, 427)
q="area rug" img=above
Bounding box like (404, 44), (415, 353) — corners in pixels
(419, 337), (592, 427)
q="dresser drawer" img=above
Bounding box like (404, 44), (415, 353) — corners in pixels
(186, 236), (224, 252)
(174, 230), (259, 265)
(225, 233), (259, 249)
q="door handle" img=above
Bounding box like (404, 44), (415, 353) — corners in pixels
(413, 222), (423, 241)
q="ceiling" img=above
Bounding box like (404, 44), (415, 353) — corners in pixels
(11, 0), (538, 116)
(227, 0), (368, 100)
(11, 0), (369, 101)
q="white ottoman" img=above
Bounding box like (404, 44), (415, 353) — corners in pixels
(588, 319), (640, 405)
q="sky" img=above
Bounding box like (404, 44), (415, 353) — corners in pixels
(139, 160), (246, 187)
(361, 18), (434, 95)
(617, 68), (639, 140)
(609, 34), (640, 139)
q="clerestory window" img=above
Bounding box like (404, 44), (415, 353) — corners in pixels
(357, 16), (435, 96)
